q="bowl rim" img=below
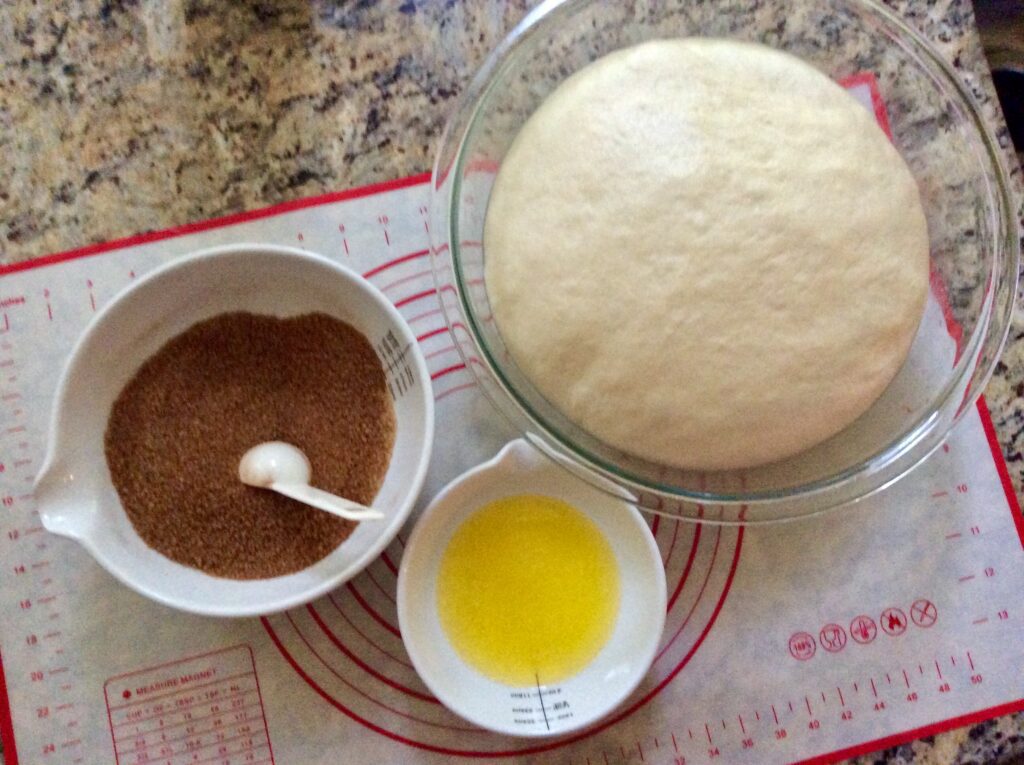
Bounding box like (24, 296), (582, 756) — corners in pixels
(35, 242), (435, 616)
(431, 0), (1021, 516)
(396, 438), (667, 738)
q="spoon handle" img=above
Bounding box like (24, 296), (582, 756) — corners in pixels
(269, 483), (384, 521)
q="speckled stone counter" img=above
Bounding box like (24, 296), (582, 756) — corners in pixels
(1, 1), (1022, 763)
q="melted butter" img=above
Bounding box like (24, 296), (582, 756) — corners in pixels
(436, 494), (620, 686)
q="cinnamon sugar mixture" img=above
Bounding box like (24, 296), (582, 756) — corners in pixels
(104, 312), (396, 579)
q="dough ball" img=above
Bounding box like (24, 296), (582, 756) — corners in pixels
(484, 39), (929, 471)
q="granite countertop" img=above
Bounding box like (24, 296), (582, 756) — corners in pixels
(1, 0), (1022, 763)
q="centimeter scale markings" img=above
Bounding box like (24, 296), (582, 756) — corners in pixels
(2, 299), (86, 764)
(601, 649), (985, 764)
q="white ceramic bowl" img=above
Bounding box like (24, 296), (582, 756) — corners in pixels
(34, 244), (434, 617)
(397, 439), (666, 737)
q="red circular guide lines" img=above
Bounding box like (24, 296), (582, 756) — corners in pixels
(306, 604), (436, 704)
(261, 522), (743, 757)
(911, 598), (938, 628)
(881, 607), (908, 636)
(260, 253), (741, 755)
(282, 611), (475, 734)
(327, 593), (415, 671)
(659, 518), (682, 568)
(663, 523), (702, 615)
(850, 614), (877, 644)
(654, 526), (721, 664)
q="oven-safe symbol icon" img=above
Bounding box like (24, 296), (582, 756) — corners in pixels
(850, 614), (877, 644)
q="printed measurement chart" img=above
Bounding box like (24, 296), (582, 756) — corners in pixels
(2, 85), (1024, 765)
(103, 646), (272, 765)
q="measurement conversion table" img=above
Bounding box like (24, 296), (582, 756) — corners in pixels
(102, 646), (272, 765)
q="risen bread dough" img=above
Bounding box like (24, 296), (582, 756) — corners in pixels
(484, 39), (929, 471)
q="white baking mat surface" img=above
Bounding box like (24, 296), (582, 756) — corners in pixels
(1, 84), (1023, 765)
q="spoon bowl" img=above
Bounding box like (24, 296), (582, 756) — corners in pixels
(239, 441), (385, 521)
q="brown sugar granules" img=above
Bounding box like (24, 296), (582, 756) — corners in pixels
(104, 311), (397, 579)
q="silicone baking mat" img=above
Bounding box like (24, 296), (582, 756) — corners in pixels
(1, 82), (1023, 765)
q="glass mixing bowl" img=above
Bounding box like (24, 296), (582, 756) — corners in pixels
(430, 0), (1019, 523)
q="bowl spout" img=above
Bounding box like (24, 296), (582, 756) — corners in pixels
(34, 462), (92, 541)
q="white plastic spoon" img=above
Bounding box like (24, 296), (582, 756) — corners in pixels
(238, 441), (384, 521)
